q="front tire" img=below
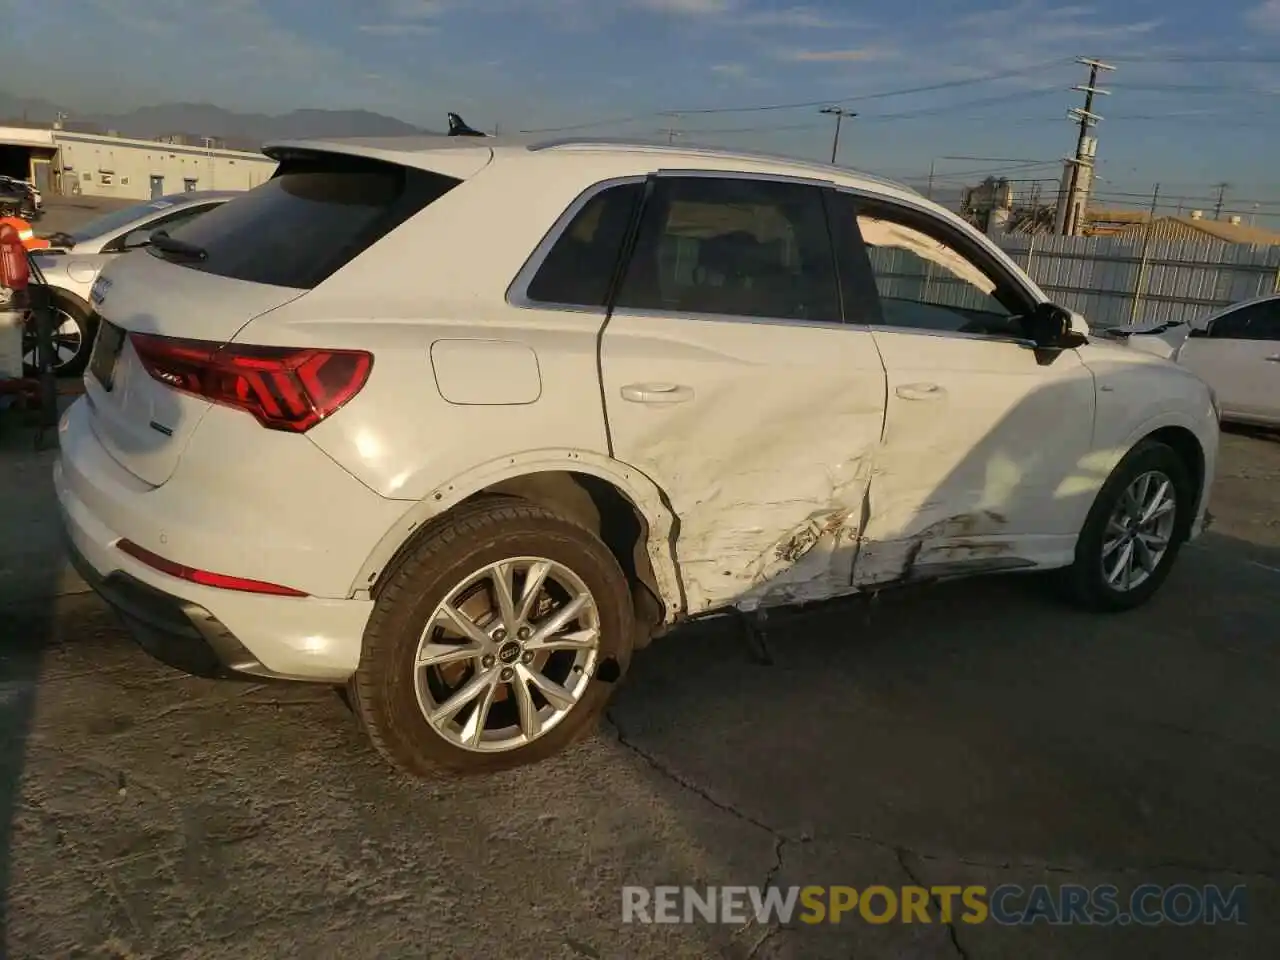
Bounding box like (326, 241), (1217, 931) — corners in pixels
(351, 498), (635, 778)
(23, 295), (96, 378)
(1063, 440), (1193, 612)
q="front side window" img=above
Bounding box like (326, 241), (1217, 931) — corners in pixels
(853, 205), (1025, 337)
(614, 176), (841, 323)
(1209, 301), (1279, 340)
(524, 181), (643, 307)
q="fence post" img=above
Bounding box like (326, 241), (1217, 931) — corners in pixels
(1128, 183), (1160, 326)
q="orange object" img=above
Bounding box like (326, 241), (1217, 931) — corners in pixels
(0, 215), (51, 251)
(0, 222), (30, 290)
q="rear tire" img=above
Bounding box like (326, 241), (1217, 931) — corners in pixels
(350, 497), (635, 778)
(1062, 440), (1192, 612)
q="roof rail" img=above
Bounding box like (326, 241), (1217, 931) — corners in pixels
(528, 136), (918, 194)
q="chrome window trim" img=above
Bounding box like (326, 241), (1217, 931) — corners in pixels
(506, 174), (647, 313)
(868, 324), (1039, 350)
(508, 169), (845, 324)
(608, 306), (853, 331)
(652, 167), (836, 189)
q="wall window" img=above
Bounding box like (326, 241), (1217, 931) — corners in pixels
(99, 173), (113, 185)
(853, 209), (1020, 336)
(615, 176), (841, 323)
(524, 182), (643, 307)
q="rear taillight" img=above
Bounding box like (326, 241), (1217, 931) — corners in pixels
(130, 333), (371, 433)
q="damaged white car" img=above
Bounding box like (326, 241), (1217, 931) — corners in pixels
(56, 137), (1220, 777)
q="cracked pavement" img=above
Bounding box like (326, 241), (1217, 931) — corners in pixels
(0, 426), (1278, 958)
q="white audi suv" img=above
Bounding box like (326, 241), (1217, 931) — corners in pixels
(55, 136), (1220, 777)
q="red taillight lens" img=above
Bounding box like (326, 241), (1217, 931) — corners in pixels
(116, 539), (309, 597)
(129, 333), (372, 433)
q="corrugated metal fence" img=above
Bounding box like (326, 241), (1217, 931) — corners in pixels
(995, 234), (1280, 329)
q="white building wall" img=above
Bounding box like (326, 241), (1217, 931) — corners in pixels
(53, 133), (277, 200)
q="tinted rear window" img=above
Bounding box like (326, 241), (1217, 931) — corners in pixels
(156, 154), (461, 289)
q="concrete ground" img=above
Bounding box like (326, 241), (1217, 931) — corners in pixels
(0, 410), (1277, 959)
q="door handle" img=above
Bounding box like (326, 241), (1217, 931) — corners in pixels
(620, 383), (695, 404)
(1265, 355), (1280, 363)
(895, 383), (945, 401)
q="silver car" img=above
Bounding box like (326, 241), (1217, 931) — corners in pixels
(26, 190), (237, 375)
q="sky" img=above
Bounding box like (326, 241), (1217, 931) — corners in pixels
(2, 0), (1280, 218)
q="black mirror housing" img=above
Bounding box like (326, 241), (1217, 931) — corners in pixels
(1025, 302), (1083, 349)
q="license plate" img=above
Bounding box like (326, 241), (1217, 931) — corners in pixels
(89, 318), (125, 391)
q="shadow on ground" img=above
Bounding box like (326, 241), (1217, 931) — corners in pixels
(0, 524), (1276, 958)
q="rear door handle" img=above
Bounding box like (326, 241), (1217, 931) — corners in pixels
(895, 383), (945, 401)
(1265, 355), (1280, 363)
(620, 383), (695, 404)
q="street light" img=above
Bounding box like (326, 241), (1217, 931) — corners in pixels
(819, 106), (856, 164)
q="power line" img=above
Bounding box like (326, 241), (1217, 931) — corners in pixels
(517, 58), (1076, 133)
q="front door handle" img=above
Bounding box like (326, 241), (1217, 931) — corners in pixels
(620, 383), (695, 404)
(1265, 355), (1280, 363)
(895, 382), (946, 401)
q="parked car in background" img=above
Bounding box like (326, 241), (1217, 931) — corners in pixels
(1120, 293), (1280, 426)
(0, 175), (40, 220)
(24, 190), (236, 375)
(55, 137), (1219, 779)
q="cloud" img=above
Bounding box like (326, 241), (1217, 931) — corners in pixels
(711, 63), (750, 78)
(1247, 1), (1280, 32)
(739, 6), (844, 28)
(358, 23), (437, 35)
(783, 47), (893, 63)
(632, 0), (735, 14)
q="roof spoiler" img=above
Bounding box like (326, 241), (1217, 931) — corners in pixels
(447, 112), (489, 138)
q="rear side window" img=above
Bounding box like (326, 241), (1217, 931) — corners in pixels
(524, 182), (643, 307)
(614, 176), (841, 323)
(157, 154), (461, 289)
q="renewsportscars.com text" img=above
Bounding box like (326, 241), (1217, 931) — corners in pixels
(621, 884), (1248, 927)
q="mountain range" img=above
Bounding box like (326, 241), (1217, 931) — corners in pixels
(0, 92), (439, 150)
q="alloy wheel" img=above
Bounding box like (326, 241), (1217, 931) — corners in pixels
(1102, 470), (1178, 592)
(23, 308), (85, 372)
(413, 557), (602, 753)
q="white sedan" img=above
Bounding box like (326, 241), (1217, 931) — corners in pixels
(55, 135), (1220, 777)
(1123, 294), (1280, 427)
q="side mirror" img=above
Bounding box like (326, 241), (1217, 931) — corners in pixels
(122, 228), (153, 250)
(1187, 324), (1209, 339)
(1024, 302), (1086, 349)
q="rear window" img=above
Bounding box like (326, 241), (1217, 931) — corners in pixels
(156, 154), (461, 289)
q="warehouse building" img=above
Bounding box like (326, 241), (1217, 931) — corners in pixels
(0, 125), (277, 200)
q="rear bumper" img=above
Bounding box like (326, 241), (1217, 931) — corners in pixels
(62, 529), (272, 681)
(54, 397), (378, 682)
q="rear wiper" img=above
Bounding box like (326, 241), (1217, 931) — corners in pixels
(149, 229), (208, 261)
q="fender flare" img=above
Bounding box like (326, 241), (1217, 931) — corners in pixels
(349, 448), (685, 618)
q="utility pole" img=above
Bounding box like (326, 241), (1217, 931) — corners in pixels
(819, 106), (855, 164)
(658, 115), (682, 145)
(926, 158), (936, 200)
(1213, 182), (1229, 220)
(201, 136), (216, 189)
(1058, 56), (1114, 235)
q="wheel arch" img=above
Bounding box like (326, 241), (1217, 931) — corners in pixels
(1139, 424), (1206, 537)
(351, 451), (685, 644)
